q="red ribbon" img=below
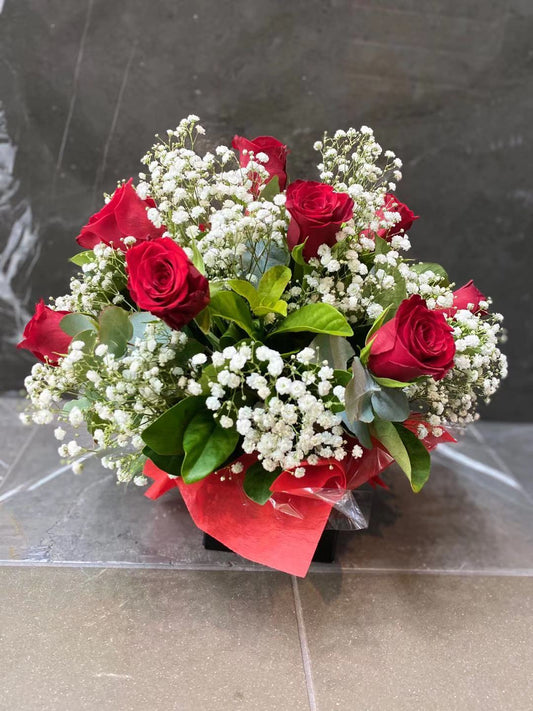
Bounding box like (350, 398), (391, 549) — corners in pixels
(143, 423), (454, 576)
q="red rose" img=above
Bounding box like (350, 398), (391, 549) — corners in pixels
(232, 135), (288, 194)
(17, 300), (72, 366)
(367, 295), (455, 382)
(285, 180), (354, 260)
(76, 178), (165, 250)
(373, 193), (419, 241)
(449, 280), (487, 316)
(125, 238), (210, 330)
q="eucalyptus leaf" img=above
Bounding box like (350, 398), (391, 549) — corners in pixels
(243, 462), (281, 505)
(129, 312), (157, 341)
(181, 411), (239, 483)
(371, 388), (410, 422)
(60, 313), (97, 337)
(271, 303), (353, 337)
(141, 396), (206, 456)
(341, 413), (373, 450)
(241, 238), (289, 281)
(309, 335), (355, 370)
(395, 424), (431, 492)
(99, 306), (133, 357)
(344, 358), (380, 423)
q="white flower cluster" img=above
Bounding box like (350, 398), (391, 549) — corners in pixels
(409, 308), (507, 426)
(192, 343), (346, 472)
(23, 320), (194, 482)
(139, 115), (288, 280)
(53, 244), (127, 315)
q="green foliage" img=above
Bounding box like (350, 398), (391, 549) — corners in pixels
(395, 424), (431, 492)
(410, 262), (449, 286)
(259, 175), (280, 202)
(60, 313), (97, 337)
(341, 414), (373, 449)
(129, 312), (157, 341)
(69, 251), (95, 267)
(371, 418), (411, 477)
(370, 388), (410, 422)
(228, 265), (291, 318)
(309, 335), (355, 370)
(181, 411), (240, 483)
(208, 291), (257, 338)
(344, 358), (379, 424)
(98, 306), (133, 357)
(271, 303), (353, 337)
(142, 446), (183, 476)
(243, 461), (281, 504)
(374, 236), (390, 255)
(372, 376), (414, 389)
(189, 240), (206, 275)
(141, 396), (206, 456)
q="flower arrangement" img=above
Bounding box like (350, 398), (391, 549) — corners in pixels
(19, 116), (507, 575)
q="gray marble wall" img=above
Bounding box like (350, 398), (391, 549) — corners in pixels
(1, 0), (531, 420)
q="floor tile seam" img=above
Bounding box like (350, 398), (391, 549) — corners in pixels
(291, 576), (318, 711)
(1, 560), (533, 578)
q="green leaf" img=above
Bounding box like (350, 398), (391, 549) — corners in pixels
(271, 303), (353, 337)
(374, 236), (391, 255)
(181, 411), (240, 483)
(257, 265), (291, 304)
(253, 300), (287, 317)
(341, 414), (373, 450)
(373, 376), (414, 388)
(227, 279), (258, 305)
(309, 335), (355, 370)
(410, 262), (449, 286)
(371, 418), (411, 479)
(243, 461), (281, 504)
(195, 306), (211, 333)
(98, 306), (133, 357)
(344, 358), (379, 423)
(60, 313), (97, 337)
(370, 388), (410, 422)
(372, 267), (407, 312)
(141, 396), (206, 456)
(259, 175), (280, 202)
(61, 397), (92, 416)
(291, 242), (308, 267)
(129, 312), (157, 341)
(142, 446), (183, 476)
(366, 305), (393, 342)
(69, 251), (94, 267)
(73, 329), (97, 354)
(208, 291), (257, 338)
(190, 240), (206, 275)
(395, 424), (431, 492)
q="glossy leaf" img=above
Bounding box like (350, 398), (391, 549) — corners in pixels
(142, 446), (183, 477)
(243, 462), (281, 505)
(181, 411), (240, 483)
(69, 251), (94, 267)
(271, 303), (353, 337)
(141, 396), (206, 456)
(371, 418), (411, 479)
(208, 291), (257, 338)
(395, 424), (431, 492)
(372, 376), (414, 389)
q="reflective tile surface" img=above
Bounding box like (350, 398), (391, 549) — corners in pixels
(1, 395), (532, 710)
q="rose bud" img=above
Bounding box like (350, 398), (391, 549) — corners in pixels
(367, 295), (455, 382)
(125, 238), (210, 330)
(76, 178), (165, 250)
(285, 180), (354, 260)
(232, 135), (289, 194)
(17, 300), (72, 366)
(450, 280), (488, 316)
(363, 193), (419, 242)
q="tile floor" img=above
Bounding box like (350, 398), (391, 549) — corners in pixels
(0, 394), (532, 711)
